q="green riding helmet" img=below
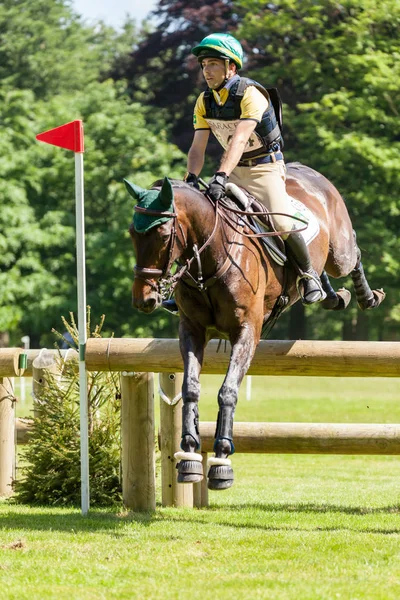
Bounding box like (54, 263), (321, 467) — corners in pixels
(192, 33), (243, 69)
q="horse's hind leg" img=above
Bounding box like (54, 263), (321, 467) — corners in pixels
(208, 324), (259, 491)
(175, 319), (206, 484)
(351, 232), (385, 310)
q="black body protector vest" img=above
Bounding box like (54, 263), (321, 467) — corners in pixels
(203, 77), (283, 160)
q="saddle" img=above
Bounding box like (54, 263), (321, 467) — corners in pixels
(224, 182), (287, 267)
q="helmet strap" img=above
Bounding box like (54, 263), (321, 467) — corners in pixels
(214, 59), (230, 91)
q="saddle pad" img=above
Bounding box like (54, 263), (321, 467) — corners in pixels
(289, 196), (320, 246)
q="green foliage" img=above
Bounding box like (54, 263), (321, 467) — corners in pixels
(2, 0), (400, 342)
(0, 1), (184, 344)
(237, 0), (400, 339)
(14, 313), (122, 506)
(0, 0), (139, 99)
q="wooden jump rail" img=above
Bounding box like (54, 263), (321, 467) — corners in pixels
(84, 338), (400, 510)
(85, 338), (400, 377)
(4, 339), (400, 510)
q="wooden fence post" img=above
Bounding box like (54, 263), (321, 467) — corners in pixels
(121, 372), (156, 512)
(159, 372), (193, 508)
(0, 377), (15, 497)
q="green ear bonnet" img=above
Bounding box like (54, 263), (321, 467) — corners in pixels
(124, 177), (174, 233)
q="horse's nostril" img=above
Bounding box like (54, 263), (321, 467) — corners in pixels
(133, 296), (158, 313)
(146, 298), (156, 310)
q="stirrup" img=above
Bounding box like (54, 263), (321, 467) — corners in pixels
(161, 298), (179, 315)
(296, 271), (327, 305)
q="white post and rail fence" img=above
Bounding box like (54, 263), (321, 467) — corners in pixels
(2, 338), (400, 510)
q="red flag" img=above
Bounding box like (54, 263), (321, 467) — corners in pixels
(36, 120), (84, 152)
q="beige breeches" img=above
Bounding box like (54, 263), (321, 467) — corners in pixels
(229, 160), (297, 237)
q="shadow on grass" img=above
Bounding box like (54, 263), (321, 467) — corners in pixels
(0, 506), (156, 534)
(0, 501), (399, 536)
(210, 502), (400, 515)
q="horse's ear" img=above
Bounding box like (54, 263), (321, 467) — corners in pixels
(123, 178), (145, 201)
(159, 177), (174, 207)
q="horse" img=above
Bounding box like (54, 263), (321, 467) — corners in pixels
(125, 163), (385, 490)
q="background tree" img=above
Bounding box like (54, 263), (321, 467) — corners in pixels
(1, 0), (399, 344)
(111, 0), (244, 154)
(0, 0), (185, 345)
(237, 0), (400, 339)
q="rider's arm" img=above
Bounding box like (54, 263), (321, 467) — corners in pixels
(187, 129), (210, 176)
(217, 119), (257, 176)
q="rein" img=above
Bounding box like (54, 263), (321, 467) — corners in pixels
(132, 196), (222, 295)
(132, 188), (307, 297)
(216, 197), (309, 238)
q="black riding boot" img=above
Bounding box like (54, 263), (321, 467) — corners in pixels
(286, 232), (326, 305)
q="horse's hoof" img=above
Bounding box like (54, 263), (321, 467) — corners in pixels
(207, 465), (234, 490)
(176, 460), (203, 484)
(321, 288), (351, 311)
(358, 288), (385, 311)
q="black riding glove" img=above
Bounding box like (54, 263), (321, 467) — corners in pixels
(208, 172), (228, 201)
(183, 172), (200, 189)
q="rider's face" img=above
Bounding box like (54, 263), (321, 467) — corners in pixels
(201, 58), (231, 89)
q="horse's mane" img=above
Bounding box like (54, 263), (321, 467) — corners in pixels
(151, 179), (193, 189)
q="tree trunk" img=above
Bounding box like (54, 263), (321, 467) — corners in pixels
(0, 333), (10, 348)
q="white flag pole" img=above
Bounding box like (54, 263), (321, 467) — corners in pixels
(36, 120), (89, 515)
(75, 151), (89, 515)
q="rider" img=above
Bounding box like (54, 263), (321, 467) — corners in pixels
(164, 32), (325, 312)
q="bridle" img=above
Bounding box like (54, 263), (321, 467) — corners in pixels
(132, 192), (221, 297)
(132, 204), (180, 293)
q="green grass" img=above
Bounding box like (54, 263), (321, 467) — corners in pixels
(3, 375), (400, 599)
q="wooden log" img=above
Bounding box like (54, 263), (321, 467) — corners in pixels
(199, 422), (400, 455)
(159, 372), (193, 508)
(121, 372), (156, 512)
(0, 377), (15, 496)
(16, 418), (33, 444)
(85, 338), (400, 377)
(17, 415), (400, 456)
(0, 349), (25, 377)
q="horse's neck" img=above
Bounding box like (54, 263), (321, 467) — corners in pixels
(178, 192), (219, 249)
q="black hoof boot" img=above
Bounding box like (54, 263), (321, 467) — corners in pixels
(176, 460), (203, 484)
(207, 465), (234, 490)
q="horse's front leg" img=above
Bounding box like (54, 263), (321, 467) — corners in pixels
(175, 317), (206, 484)
(208, 323), (258, 490)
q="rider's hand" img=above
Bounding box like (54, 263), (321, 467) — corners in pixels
(208, 172), (228, 201)
(183, 172), (200, 189)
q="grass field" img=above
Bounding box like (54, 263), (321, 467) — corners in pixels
(2, 375), (400, 599)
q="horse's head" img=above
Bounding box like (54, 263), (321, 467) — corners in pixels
(125, 177), (176, 313)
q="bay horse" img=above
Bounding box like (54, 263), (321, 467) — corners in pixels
(126, 163), (384, 490)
